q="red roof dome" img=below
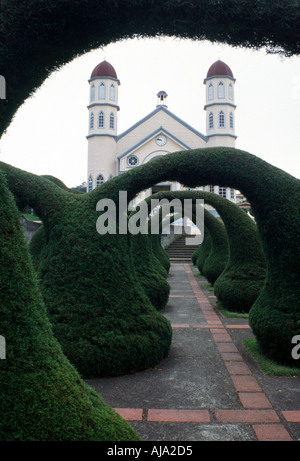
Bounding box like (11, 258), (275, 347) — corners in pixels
(90, 60), (118, 79)
(206, 60), (233, 78)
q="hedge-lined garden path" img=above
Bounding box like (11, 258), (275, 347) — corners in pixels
(86, 263), (300, 441)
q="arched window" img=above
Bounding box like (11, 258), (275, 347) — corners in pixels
(90, 112), (94, 130)
(109, 83), (115, 101)
(209, 112), (214, 129)
(88, 175), (93, 192)
(208, 83), (214, 100)
(96, 174), (105, 187)
(109, 112), (115, 130)
(218, 81), (225, 99)
(219, 110), (225, 128)
(229, 83), (234, 100)
(98, 111), (104, 128)
(99, 82), (105, 99)
(90, 83), (95, 101)
(229, 112), (234, 129)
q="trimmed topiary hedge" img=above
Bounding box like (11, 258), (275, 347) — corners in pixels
(1, 162), (172, 378)
(130, 231), (170, 310)
(149, 190), (266, 312)
(200, 210), (228, 285)
(192, 230), (211, 272)
(1, 1), (299, 135)
(85, 147), (299, 368)
(1, 144), (300, 368)
(0, 170), (140, 441)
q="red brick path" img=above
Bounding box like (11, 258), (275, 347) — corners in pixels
(114, 264), (298, 441)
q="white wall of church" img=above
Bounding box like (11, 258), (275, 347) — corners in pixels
(88, 136), (117, 183)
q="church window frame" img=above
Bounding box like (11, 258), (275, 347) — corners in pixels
(209, 112), (214, 129)
(109, 112), (115, 130)
(230, 188), (235, 200)
(127, 154), (139, 167)
(229, 83), (234, 100)
(90, 112), (94, 130)
(219, 110), (225, 128)
(229, 112), (234, 129)
(208, 83), (214, 100)
(99, 82), (106, 99)
(109, 83), (115, 101)
(96, 173), (105, 187)
(98, 111), (105, 128)
(90, 83), (95, 101)
(218, 81), (225, 99)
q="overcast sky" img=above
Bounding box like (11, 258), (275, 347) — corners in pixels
(1, 36), (299, 188)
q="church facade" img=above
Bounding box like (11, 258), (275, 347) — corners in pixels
(86, 59), (237, 204)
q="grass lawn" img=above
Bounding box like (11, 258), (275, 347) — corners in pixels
(244, 338), (300, 377)
(21, 212), (41, 222)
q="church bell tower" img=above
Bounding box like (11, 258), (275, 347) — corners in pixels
(86, 60), (120, 191)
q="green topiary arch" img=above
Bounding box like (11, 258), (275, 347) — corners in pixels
(148, 190), (266, 313)
(0, 171), (140, 441)
(1, 145), (299, 368)
(90, 146), (299, 367)
(1, 1), (299, 135)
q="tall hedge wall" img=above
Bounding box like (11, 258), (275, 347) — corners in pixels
(0, 170), (140, 441)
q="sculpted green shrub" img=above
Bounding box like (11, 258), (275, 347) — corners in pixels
(2, 145), (299, 369)
(150, 190), (266, 313)
(0, 171), (140, 441)
(193, 231), (211, 272)
(96, 148), (299, 367)
(1, 1), (298, 135)
(201, 211), (228, 285)
(1, 162), (172, 379)
(130, 232), (170, 310)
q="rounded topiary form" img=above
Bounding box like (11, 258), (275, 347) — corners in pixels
(149, 190), (266, 313)
(1, 162), (172, 379)
(193, 231), (211, 273)
(1, 2), (298, 135)
(94, 147), (299, 367)
(2, 145), (300, 368)
(200, 210), (228, 285)
(130, 232), (170, 310)
(0, 171), (140, 441)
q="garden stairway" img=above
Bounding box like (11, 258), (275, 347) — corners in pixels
(165, 233), (200, 263)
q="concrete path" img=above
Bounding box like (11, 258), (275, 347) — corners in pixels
(86, 263), (300, 441)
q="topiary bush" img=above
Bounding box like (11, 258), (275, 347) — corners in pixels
(87, 147), (299, 368)
(1, 145), (300, 368)
(1, 1), (299, 135)
(130, 231), (170, 310)
(1, 162), (172, 379)
(200, 210), (228, 285)
(149, 190), (266, 312)
(193, 230), (211, 272)
(0, 170), (140, 441)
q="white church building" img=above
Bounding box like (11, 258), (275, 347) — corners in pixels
(86, 59), (237, 204)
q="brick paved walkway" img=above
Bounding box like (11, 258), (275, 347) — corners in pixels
(86, 263), (300, 441)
